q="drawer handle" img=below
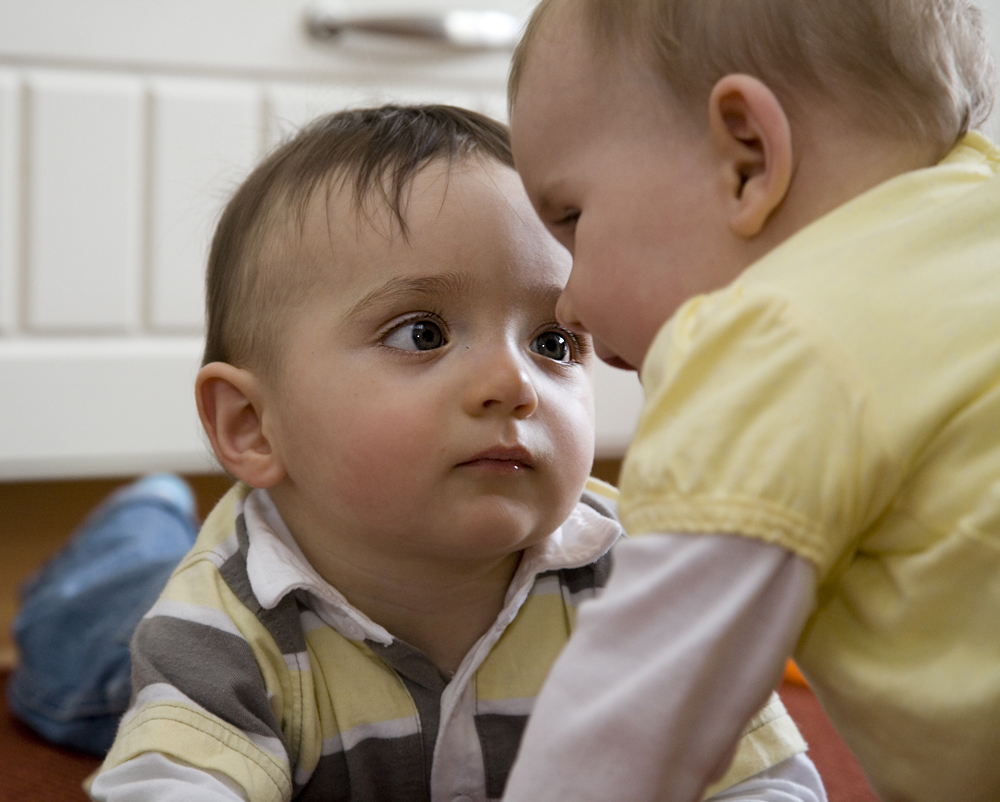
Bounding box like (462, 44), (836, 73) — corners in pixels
(305, 5), (522, 50)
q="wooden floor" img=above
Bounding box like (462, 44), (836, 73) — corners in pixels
(0, 669), (877, 802)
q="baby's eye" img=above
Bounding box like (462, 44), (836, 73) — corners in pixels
(384, 319), (446, 351)
(552, 209), (580, 231)
(559, 210), (580, 226)
(531, 330), (572, 362)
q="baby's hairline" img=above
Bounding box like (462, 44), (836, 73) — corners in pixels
(219, 149), (518, 384)
(204, 103), (518, 383)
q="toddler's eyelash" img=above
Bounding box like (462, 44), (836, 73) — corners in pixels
(547, 325), (591, 363)
(379, 311), (448, 343)
(553, 209), (580, 227)
(566, 330), (591, 360)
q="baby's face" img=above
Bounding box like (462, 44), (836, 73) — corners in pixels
(511, 7), (746, 371)
(263, 159), (595, 573)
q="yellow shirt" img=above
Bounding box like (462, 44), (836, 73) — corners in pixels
(619, 132), (1000, 802)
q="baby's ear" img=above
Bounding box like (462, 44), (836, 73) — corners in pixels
(195, 363), (285, 488)
(708, 74), (793, 238)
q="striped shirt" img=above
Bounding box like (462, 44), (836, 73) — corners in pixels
(94, 479), (806, 802)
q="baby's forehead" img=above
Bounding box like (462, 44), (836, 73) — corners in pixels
(289, 155), (527, 254)
(287, 156), (478, 246)
(269, 157), (567, 308)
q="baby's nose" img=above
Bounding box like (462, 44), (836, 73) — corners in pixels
(463, 347), (539, 418)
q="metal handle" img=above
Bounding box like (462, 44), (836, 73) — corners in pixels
(305, 5), (522, 50)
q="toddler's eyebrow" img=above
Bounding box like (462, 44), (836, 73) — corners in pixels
(345, 271), (472, 320)
(534, 283), (565, 312)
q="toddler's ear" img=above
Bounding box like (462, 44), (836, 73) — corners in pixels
(195, 363), (285, 488)
(708, 74), (793, 238)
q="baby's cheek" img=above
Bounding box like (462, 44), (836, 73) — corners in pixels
(329, 412), (441, 505)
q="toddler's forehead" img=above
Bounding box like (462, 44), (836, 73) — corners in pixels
(293, 160), (436, 251)
(270, 163), (437, 296)
(270, 172), (393, 286)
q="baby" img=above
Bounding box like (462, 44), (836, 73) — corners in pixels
(503, 2), (1000, 802)
(89, 105), (822, 801)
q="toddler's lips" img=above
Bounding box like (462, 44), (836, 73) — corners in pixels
(457, 445), (534, 472)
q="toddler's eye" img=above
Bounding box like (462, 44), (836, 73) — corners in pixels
(384, 320), (446, 351)
(556, 209), (580, 228)
(531, 330), (571, 362)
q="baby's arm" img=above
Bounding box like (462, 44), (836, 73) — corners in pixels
(89, 569), (296, 802)
(502, 532), (817, 802)
(89, 613), (292, 802)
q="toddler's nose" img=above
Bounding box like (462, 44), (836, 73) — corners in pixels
(464, 347), (539, 419)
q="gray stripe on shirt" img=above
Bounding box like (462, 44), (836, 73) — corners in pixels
(130, 616), (285, 748)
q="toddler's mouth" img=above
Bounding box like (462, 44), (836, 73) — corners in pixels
(457, 445), (535, 472)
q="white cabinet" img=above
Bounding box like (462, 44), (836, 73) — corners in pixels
(0, 0), (645, 479)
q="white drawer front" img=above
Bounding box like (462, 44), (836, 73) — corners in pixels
(0, 0), (646, 478)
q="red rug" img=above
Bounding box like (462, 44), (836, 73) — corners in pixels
(0, 672), (874, 801)
(779, 682), (879, 801)
(0, 673), (101, 802)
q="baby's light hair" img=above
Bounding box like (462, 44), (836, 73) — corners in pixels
(204, 104), (513, 377)
(510, 0), (996, 155)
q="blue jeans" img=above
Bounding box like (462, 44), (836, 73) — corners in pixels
(7, 475), (198, 755)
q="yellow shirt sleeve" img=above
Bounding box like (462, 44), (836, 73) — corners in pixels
(618, 283), (900, 581)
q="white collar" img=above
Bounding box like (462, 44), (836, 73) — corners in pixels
(242, 488), (621, 646)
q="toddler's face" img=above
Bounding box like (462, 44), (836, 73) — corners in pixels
(510, 9), (745, 371)
(263, 159), (595, 572)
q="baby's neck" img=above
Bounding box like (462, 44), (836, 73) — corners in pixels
(266, 484), (530, 676)
(756, 105), (943, 261)
(338, 552), (523, 676)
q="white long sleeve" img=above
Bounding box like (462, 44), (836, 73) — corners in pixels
(502, 532), (817, 802)
(707, 754), (825, 802)
(89, 753), (249, 802)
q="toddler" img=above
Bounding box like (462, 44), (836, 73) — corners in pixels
(503, 2), (1000, 802)
(88, 105), (822, 801)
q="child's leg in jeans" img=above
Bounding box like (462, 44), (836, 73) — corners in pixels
(7, 474), (198, 755)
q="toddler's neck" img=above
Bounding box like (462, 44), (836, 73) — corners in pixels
(761, 104), (942, 258)
(338, 550), (523, 676)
